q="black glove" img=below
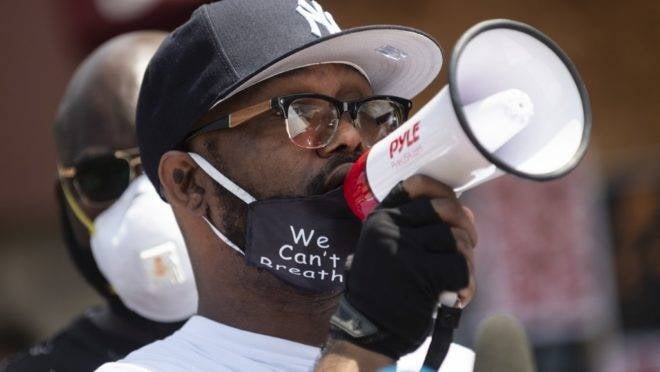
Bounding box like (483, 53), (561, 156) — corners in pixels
(330, 183), (469, 359)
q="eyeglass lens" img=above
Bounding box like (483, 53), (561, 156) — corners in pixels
(286, 97), (340, 148)
(285, 97), (404, 149)
(355, 100), (404, 147)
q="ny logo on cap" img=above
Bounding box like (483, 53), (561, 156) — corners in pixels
(296, 0), (340, 37)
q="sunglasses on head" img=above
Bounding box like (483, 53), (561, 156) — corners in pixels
(187, 93), (412, 149)
(58, 147), (141, 204)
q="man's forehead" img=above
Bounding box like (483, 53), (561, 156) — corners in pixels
(254, 64), (370, 94)
(58, 130), (137, 167)
(54, 93), (138, 165)
(54, 32), (166, 166)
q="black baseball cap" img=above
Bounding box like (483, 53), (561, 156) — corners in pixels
(137, 0), (443, 193)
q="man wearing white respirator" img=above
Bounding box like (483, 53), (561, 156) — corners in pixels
(0, 32), (197, 372)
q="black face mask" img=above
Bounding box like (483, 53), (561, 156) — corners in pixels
(190, 153), (362, 294)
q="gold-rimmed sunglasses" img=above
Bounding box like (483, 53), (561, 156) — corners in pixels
(58, 147), (141, 204)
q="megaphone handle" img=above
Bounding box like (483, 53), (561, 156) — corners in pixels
(422, 292), (463, 371)
(439, 291), (460, 307)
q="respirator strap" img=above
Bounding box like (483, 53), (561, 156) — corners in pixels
(60, 181), (95, 234)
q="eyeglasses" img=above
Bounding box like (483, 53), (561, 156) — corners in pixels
(58, 147), (141, 204)
(187, 94), (412, 149)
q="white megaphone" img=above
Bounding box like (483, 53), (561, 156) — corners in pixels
(344, 19), (591, 221)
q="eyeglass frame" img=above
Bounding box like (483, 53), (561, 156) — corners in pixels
(57, 147), (141, 205)
(185, 93), (413, 147)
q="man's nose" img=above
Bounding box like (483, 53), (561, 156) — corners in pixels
(316, 115), (363, 157)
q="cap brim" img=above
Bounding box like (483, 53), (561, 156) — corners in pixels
(212, 25), (443, 108)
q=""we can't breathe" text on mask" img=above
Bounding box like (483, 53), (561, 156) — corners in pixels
(189, 153), (362, 294)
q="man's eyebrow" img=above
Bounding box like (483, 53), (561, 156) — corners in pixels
(337, 87), (372, 101)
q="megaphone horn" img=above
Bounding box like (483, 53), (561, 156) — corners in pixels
(344, 19), (592, 220)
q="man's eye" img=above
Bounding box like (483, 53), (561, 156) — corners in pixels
(375, 112), (395, 126)
(296, 109), (308, 117)
(297, 107), (320, 119)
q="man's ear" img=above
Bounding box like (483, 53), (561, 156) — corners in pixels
(159, 151), (208, 216)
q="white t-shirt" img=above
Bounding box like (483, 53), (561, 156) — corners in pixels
(96, 316), (474, 372)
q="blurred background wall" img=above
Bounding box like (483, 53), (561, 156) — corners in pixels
(0, 0), (658, 371)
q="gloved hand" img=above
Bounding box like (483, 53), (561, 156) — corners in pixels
(330, 175), (477, 360)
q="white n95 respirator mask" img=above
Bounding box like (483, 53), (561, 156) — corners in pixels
(91, 174), (198, 322)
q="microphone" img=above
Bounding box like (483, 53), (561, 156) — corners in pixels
(473, 314), (536, 372)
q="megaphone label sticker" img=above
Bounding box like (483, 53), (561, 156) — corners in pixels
(388, 122), (422, 159)
(365, 119), (427, 201)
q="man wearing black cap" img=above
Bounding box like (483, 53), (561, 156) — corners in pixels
(98, 1), (476, 371)
(1, 32), (198, 372)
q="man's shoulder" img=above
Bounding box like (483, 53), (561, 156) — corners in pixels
(94, 341), (174, 372)
(94, 333), (222, 372)
(97, 360), (231, 372)
(95, 316), (316, 372)
(1, 312), (134, 372)
(96, 361), (152, 372)
(95, 346), (229, 372)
